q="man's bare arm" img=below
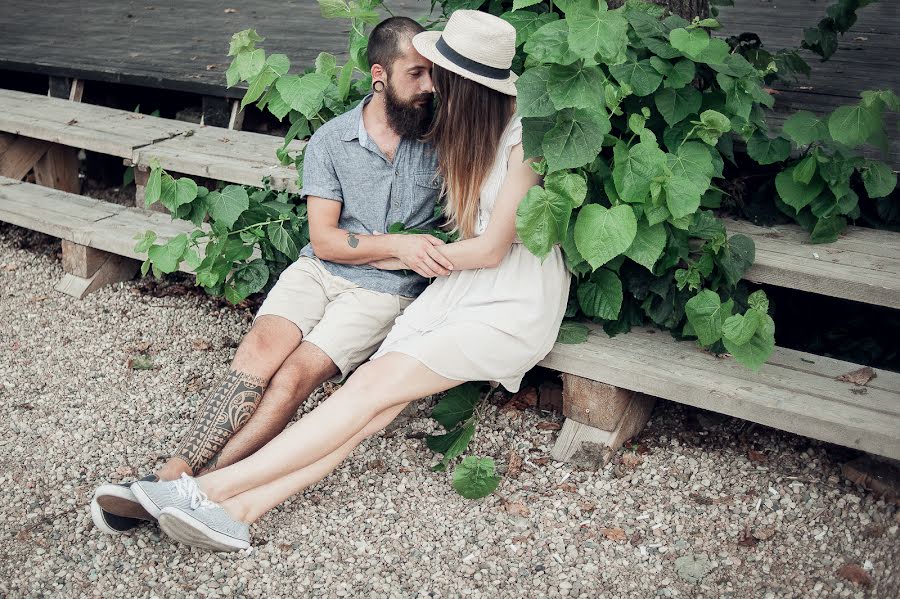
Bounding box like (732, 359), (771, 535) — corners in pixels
(307, 196), (452, 277)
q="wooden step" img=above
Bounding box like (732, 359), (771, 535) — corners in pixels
(539, 324), (900, 459)
(0, 88), (305, 190)
(725, 218), (900, 309)
(0, 176), (197, 270)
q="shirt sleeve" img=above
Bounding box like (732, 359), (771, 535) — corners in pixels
(299, 131), (343, 203)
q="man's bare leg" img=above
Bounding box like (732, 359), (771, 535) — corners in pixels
(196, 341), (339, 475)
(155, 315), (303, 481)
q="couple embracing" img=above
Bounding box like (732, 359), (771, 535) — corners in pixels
(91, 10), (570, 552)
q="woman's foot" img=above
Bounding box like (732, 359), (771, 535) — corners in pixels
(130, 473), (212, 519)
(158, 504), (251, 552)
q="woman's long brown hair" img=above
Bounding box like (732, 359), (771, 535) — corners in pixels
(424, 64), (515, 239)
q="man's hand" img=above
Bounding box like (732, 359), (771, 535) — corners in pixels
(392, 234), (453, 278)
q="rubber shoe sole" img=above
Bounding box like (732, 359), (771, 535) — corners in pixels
(159, 507), (250, 552)
(93, 483), (153, 521)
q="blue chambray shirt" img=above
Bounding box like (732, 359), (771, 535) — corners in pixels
(298, 94), (442, 298)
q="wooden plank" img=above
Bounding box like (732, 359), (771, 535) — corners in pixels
(0, 176), (199, 271)
(131, 125), (306, 192)
(585, 326), (900, 418)
(0, 88), (195, 158)
(539, 325), (900, 459)
(724, 219), (900, 309)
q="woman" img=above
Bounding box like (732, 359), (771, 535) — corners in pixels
(129, 10), (570, 552)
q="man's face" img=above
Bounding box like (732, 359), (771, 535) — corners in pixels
(382, 43), (434, 138)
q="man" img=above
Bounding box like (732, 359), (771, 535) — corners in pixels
(91, 16), (452, 534)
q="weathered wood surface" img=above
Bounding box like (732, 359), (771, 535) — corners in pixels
(724, 218), (900, 309)
(539, 324), (900, 459)
(0, 88), (194, 158)
(0, 0), (430, 98)
(131, 125), (306, 192)
(0, 88), (304, 191)
(0, 176), (199, 271)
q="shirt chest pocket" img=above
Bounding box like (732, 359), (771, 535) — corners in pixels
(414, 171), (443, 190)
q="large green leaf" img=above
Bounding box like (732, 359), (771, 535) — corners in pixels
(452, 456), (500, 499)
(232, 259), (270, 297)
(516, 185), (573, 259)
(521, 116), (555, 159)
(828, 103), (880, 147)
(524, 20), (580, 65)
(775, 168), (825, 212)
(206, 185), (250, 228)
(431, 384), (480, 430)
(624, 220), (666, 271)
(722, 308), (762, 346)
(782, 111), (829, 146)
(276, 73), (331, 119)
(501, 10), (559, 47)
(723, 313), (774, 371)
(557, 320), (590, 344)
(664, 142), (714, 219)
(147, 233), (188, 274)
(567, 3), (629, 64)
(545, 171), (588, 208)
(267, 221), (299, 261)
(577, 269), (623, 319)
(717, 234), (755, 287)
(574, 204), (638, 269)
(861, 160), (897, 198)
(669, 27), (709, 58)
(654, 85), (701, 126)
(684, 289), (732, 345)
(664, 59), (695, 89)
(543, 108), (611, 173)
(613, 140), (667, 203)
(548, 63), (608, 110)
(144, 167), (162, 207)
(746, 132), (792, 165)
(609, 56), (664, 97)
(517, 66), (556, 117)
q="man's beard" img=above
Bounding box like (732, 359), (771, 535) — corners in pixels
(383, 83), (434, 139)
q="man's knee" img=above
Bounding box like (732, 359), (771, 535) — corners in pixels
(237, 316), (302, 362)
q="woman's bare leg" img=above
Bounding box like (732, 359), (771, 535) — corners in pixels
(196, 353), (460, 504)
(218, 401), (412, 523)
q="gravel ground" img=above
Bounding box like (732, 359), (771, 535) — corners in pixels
(0, 223), (897, 598)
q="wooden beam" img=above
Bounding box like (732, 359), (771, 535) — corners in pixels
(552, 392), (657, 469)
(55, 252), (139, 299)
(61, 239), (110, 278)
(562, 374), (635, 430)
(0, 134), (50, 180)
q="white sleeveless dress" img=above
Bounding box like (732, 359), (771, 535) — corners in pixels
(370, 115), (571, 392)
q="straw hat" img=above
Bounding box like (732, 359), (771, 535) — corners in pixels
(412, 10), (518, 97)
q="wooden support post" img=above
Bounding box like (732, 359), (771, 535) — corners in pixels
(551, 374), (656, 469)
(0, 133), (51, 180)
(228, 99), (245, 131)
(33, 145), (80, 193)
(132, 163), (168, 213)
(56, 241), (139, 299)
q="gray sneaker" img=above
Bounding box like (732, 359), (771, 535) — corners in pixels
(159, 504), (251, 552)
(130, 473), (211, 519)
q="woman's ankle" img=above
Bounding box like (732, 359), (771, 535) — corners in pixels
(155, 457), (193, 481)
(221, 497), (254, 524)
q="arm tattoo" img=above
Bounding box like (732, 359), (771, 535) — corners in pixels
(347, 232), (360, 248)
(174, 370), (267, 473)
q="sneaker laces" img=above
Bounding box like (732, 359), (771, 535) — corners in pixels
(174, 473), (218, 510)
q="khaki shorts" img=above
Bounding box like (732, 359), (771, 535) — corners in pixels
(254, 257), (413, 379)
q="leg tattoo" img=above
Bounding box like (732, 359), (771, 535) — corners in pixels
(174, 370), (268, 473)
